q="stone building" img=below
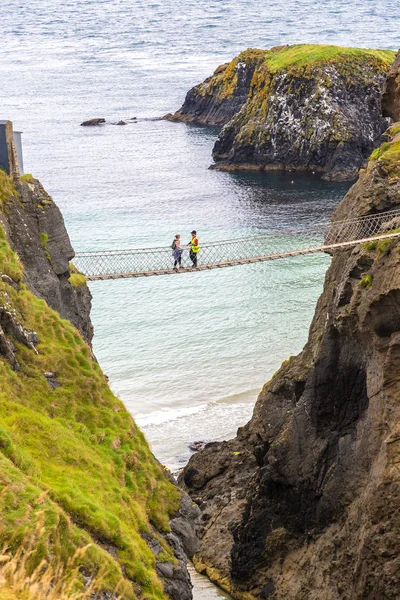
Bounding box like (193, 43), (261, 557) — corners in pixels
(0, 120), (23, 180)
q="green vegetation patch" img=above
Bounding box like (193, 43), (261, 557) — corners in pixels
(0, 229), (180, 598)
(68, 273), (87, 288)
(193, 44), (395, 109)
(359, 273), (374, 289)
(388, 123), (400, 137)
(68, 263), (87, 288)
(0, 169), (19, 208)
(263, 44), (395, 73)
(370, 136), (400, 177)
(362, 240), (377, 252)
(40, 232), (51, 261)
(376, 238), (392, 256)
(20, 173), (34, 183)
(0, 224), (24, 282)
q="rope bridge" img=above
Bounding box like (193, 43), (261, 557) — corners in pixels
(75, 209), (400, 281)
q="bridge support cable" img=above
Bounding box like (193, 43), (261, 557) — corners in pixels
(74, 208), (400, 281)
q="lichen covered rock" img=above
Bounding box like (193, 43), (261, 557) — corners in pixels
(180, 124), (400, 599)
(165, 49), (268, 126)
(170, 45), (396, 181)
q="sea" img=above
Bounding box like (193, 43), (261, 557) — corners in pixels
(1, 1), (398, 597)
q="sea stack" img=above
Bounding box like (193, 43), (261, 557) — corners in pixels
(167, 45), (396, 181)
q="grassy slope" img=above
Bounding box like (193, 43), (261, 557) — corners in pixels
(0, 173), (180, 599)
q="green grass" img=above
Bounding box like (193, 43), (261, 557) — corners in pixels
(388, 123), (400, 137)
(0, 202), (180, 597)
(362, 241), (377, 252)
(194, 44), (395, 105)
(359, 274), (374, 289)
(0, 224), (24, 282)
(0, 169), (19, 207)
(263, 44), (395, 72)
(40, 232), (51, 261)
(376, 238), (392, 256)
(370, 142), (391, 160)
(370, 136), (400, 177)
(68, 263), (87, 288)
(20, 174), (34, 183)
(68, 273), (86, 288)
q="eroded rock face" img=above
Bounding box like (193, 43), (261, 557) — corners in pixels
(168, 45), (396, 181)
(164, 49), (267, 126)
(147, 492), (200, 600)
(382, 51), (400, 122)
(1, 177), (93, 343)
(180, 126), (400, 599)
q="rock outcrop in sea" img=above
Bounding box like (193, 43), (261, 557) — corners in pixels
(167, 45), (395, 181)
(0, 161), (197, 599)
(180, 58), (400, 599)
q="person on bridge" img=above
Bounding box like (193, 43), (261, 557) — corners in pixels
(172, 234), (183, 269)
(188, 230), (200, 267)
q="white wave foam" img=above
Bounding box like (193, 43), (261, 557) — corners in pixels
(136, 402), (208, 427)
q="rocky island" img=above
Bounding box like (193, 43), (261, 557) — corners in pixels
(180, 53), (400, 600)
(167, 45), (396, 180)
(0, 127), (197, 600)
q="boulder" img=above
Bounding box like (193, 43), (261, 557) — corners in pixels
(80, 118), (106, 126)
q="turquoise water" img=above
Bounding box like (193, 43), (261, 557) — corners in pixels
(1, 1), (398, 597)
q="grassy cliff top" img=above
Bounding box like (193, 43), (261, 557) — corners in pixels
(263, 44), (396, 72)
(0, 173), (180, 599)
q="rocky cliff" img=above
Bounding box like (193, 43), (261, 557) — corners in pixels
(168, 45), (395, 181)
(1, 173), (93, 344)
(180, 122), (400, 599)
(0, 170), (197, 600)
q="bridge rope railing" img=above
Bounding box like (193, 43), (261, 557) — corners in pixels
(74, 208), (400, 280)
